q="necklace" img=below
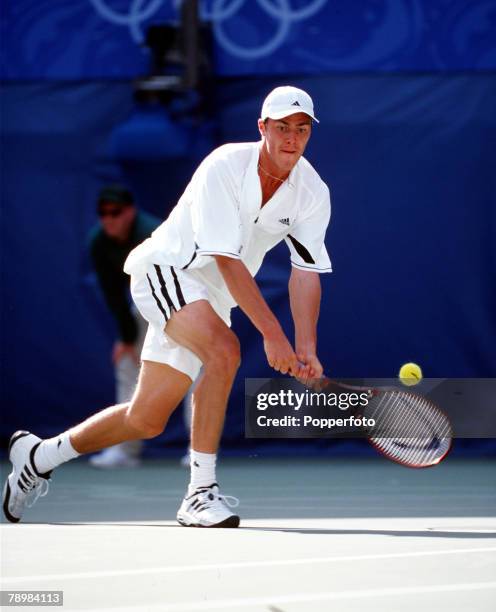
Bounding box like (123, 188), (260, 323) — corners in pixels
(258, 163), (286, 183)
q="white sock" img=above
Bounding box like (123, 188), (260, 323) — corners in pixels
(188, 449), (217, 493)
(34, 431), (80, 473)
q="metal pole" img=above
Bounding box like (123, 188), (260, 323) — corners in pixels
(181, 0), (199, 90)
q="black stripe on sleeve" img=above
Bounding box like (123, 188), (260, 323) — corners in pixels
(170, 267), (186, 307)
(182, 243), (198, 270)
(287, 234), (315, 264)
(147, 274), (168, 322)
(196, 250), (241, 258)
(154, 265), (177, 313)
(182, 250), (197, 270)
(291, 261), (332, 272)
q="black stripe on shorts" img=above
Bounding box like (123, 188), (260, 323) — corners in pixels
(170, 267), (186, 307)
(146, 274), (168, 323)
(154, 265), (177, 313)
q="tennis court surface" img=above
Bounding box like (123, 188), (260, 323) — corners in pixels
(1, 457), (495, 611)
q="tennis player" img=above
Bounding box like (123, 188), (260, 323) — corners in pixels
(3, 86), (332, 528)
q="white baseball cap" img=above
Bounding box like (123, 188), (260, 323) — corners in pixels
(261, 86), (319, 123)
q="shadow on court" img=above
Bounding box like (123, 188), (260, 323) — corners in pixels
(1, 458), (495, 612)
(42, 523), (496, 539)
(1, 457), (495, 524)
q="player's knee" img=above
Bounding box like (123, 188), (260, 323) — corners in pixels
(125, 407), (165, 439)
(221, 332), (241, 371)
(205, 331), (241, 375)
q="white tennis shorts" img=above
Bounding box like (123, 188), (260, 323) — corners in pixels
(130, 264), (231, 381)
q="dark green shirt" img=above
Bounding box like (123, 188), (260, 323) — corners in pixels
(89, 211), (161, 343)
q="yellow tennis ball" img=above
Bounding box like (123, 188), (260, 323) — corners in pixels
(399, 362), (423, 386)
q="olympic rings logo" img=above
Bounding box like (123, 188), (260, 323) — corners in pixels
(89, 0), (328, 59)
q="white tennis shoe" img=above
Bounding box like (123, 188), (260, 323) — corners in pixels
(2, 431), (51, 523)
(177, 483), (240, 528)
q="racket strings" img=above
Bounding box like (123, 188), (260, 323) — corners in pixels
(367, 392), (441, 437)
(384, 394), (433, 438)
(365, 391), (452, 467)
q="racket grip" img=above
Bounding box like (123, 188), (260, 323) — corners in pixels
(297, 361), (326, 379)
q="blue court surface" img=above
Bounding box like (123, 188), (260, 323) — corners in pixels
(1, 457), (495, 611)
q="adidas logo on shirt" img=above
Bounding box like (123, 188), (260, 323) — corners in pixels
(279, 217), (290, 226)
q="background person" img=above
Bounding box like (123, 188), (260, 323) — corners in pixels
(88, 185), (160, 468)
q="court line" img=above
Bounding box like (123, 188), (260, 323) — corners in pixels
(2, 546), (495, 584)
(115, 582), (496, 610)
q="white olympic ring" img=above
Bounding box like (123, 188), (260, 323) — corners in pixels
(89, 0), (328, 58)
(171, 0), (246, 21)
(256, 0), (328, 22)
(89, 0), (166, 42)
(213, 0), (291, 60)
(200, 0), (245, 21)
(89, 0), (164, 27)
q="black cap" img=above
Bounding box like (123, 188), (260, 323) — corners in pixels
(98, 184), (134, 206)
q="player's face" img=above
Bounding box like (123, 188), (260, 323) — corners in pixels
(258, 113), (312, 174)
(99, 205), (136, 242)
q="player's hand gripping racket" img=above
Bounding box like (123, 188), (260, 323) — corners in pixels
(297, 369), (453, 468)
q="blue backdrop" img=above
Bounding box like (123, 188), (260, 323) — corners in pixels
(1, 0), (495, 79)
(1, 1), (495, 454)
(2, 75), (495, 452)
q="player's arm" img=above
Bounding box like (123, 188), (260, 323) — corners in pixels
(215, 256), (301, 376)
(288, 267), (323, 379)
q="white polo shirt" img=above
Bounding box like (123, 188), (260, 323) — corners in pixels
(124, 141), (331, 308)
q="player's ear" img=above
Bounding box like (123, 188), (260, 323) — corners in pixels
(258, 118), (266, 138)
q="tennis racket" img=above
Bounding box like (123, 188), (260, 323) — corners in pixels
(301, 374), (453, 468)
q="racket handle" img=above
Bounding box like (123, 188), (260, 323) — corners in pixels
(296, 361), (324, 377)
(295, 362), (329, 391)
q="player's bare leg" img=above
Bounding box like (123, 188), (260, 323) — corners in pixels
(3, 299), (240, 525)
(2, 362), (191, 523)
(69, 362), (192, 454)
(165, 299), (240, 453)
(165, 299), (241, 527)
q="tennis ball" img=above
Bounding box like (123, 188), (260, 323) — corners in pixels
(399, 362), (422, 386)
